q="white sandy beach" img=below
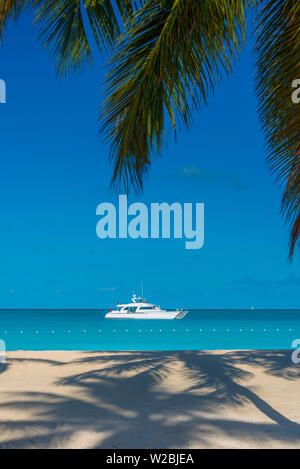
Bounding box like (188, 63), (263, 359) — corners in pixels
(0, 350), (300, 449)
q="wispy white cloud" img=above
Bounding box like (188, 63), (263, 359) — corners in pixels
(176, 167), (244, 191)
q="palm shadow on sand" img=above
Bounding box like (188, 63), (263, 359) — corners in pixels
(0, 350), (300, 448)
(0, 363), (8, 375)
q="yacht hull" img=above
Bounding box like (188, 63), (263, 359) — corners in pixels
(105, 310), (187, 319)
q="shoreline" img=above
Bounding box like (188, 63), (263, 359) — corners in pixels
(0, 349), (300, 449)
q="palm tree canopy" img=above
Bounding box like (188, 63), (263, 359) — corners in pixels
(0, 0), (299, 258)
(0, 0), (137, 74)
(102, 0), (254, 191)
(255, 0), (300, 259)
(0, 0), (28, 39)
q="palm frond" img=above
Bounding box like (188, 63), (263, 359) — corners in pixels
(101, 0), (254, 192)
(0, 0), (28, 39)
(33, 0), (139, 77)
(282, 157), (300, 259)
(255, 0), (300, 259)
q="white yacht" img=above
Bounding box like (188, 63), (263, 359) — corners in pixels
(105, 294), (188, 319)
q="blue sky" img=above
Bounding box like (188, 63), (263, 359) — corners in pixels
(0, 12), (299, 309)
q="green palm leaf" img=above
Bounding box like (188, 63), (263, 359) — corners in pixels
(255, 0), (300, 258)
(33, 0), (137, 76)
(0, 1), (139, 75)
(0, 0), (28, 39)
(101, 0), (254, 192)
(282, 159), (300, 259)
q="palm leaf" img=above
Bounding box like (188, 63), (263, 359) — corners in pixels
(101, 0), (255, 192)
(0, 0), (28, 39)
(282, 157), (300, 259)
(33, 0), (138, 77)
(255, 0), (300, 258)
(0, 1), (139, 75)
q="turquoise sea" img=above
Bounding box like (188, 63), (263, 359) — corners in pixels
(0, 309), (300, 351)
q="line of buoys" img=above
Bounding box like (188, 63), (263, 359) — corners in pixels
(2, 327), (297, 335)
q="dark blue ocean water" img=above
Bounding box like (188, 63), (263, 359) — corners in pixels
(0, 309), (299, 351)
